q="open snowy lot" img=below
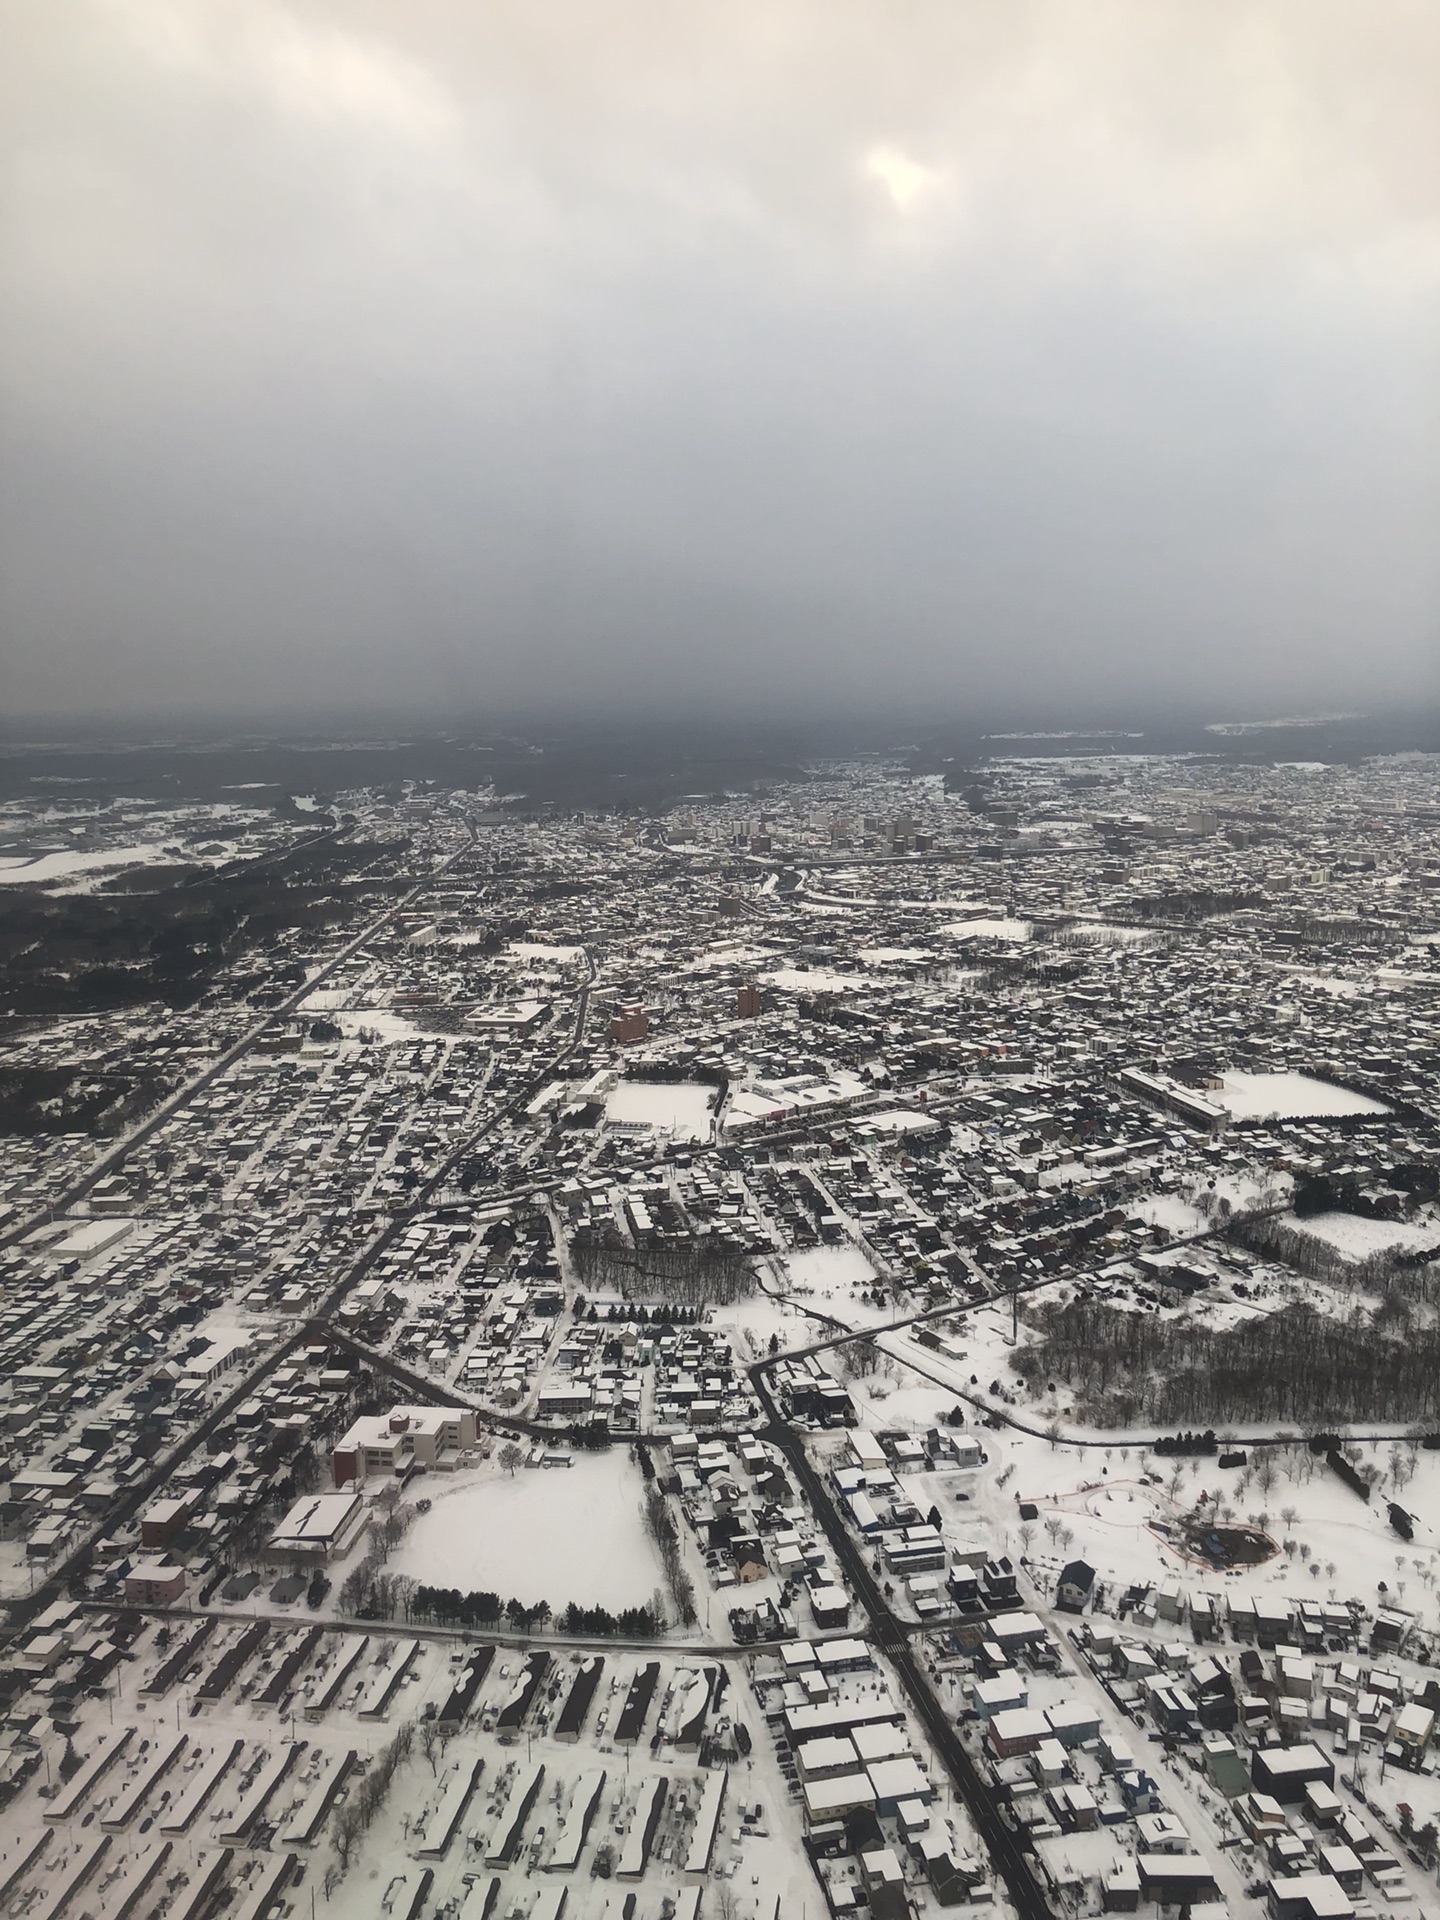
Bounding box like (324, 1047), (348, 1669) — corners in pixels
(1218, 1070), (1390, 1120)
(394, 1453), (665, 1612)
(938, 916), (1031, 942)
(761, 965), (876, 992)
(707, 1285), (806, 1358)
(779, 1243), (895, 1325)
(1283, 1208), (1440, 1262)
(506, 941), (585, 962)
(604, 1079), (715, 1141)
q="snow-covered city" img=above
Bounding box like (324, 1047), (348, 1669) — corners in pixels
(1, 732), (1438, 1920)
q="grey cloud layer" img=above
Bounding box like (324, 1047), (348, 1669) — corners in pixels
(2, 1), (1437, 721)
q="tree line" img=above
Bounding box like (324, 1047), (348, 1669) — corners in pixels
(327, 1722), (413, 1892)
(407, 1585), (661, 1637)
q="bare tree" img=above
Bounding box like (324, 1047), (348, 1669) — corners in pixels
(378, 1503), (416, 1559)
(420, 1719), (448, 1777)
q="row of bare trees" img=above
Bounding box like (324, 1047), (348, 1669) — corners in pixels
(570, 1226), (754, 1306)
(326, 1722), (414, 1891)
(642, 1485), (696, 1625)
(338, 1483), (418, 1617)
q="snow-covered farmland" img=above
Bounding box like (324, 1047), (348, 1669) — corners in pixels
(0, 842), (176, 885)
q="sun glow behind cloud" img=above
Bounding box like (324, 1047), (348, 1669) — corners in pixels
(865, 145), (944, 212)
(2, 0), (1437, 721)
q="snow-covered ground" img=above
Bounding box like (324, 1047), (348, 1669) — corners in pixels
(295, 990), (446, 1046)
(707, 1288), (806, 1358)
(506, 941), (586, 962)
(778, 1243), (892, 1322)
(604, 1080), (715, 1141)
(1218, 1070), (1389, 1120)
(0, 842), (177, 884)
(938, 917), (1031, 942)
(336, 1010), (446, 1044)
(761, 965), (877, 992)
(1284, 1208), (1440, 1262)
(1061, 923), (1155, 946)
(394, 1453), (665, 1613)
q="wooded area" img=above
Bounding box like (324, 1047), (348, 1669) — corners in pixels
(569, 1225), (755, 1306)
(1018, 1294), (1440, 1426)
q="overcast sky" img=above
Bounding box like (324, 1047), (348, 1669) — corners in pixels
(2, 1), (1437, 727)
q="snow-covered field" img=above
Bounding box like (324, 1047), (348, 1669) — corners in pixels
(604, 1080), (715, 1141)
(997, 1432), (1440, 1626)
(394, 1454), (665, 1611)
(506, 941), (585, 962)
(1285, 1209), (1440, 1262)
(778, 1243), (897, 1325)
(294, 990), (445, 1046)
(783, 1242), (879, 1292)
(938, 916), (1031, 942)
(761, 965), (875, 992)
(336, 1010), (444, 1044)
(1218, 1070), (1389, 1120)
(707, 1287), (806, 1358)
(0, 841), (176, 884)
(1061, 923), (1155, 946)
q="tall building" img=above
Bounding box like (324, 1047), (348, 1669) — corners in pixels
(609, 1004), (649, 1044)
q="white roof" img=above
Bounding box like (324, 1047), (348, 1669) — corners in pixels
(851, 1722), (911, 1765)
(270, 1492), (361, 1544)
(867, 1757), (931, 1799)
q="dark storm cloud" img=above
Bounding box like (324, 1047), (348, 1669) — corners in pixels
(2, 0), (1438, 723)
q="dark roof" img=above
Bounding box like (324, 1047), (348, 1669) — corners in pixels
(1058, 1559), (1096, 1589)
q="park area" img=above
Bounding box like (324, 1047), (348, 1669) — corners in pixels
(394, 1450), (665, 1614)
